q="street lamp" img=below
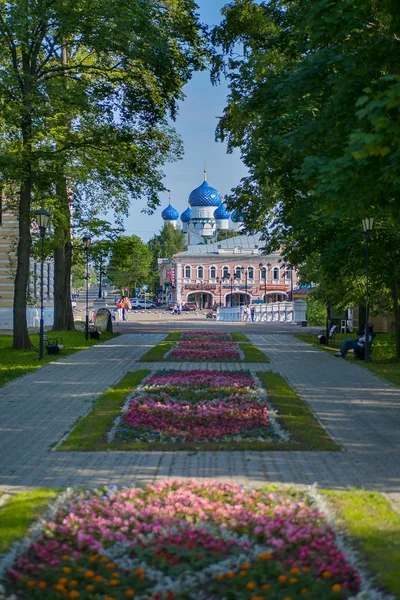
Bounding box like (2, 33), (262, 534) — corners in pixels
(216, 276), (222, 307)
(362, 217), (374, 363)
(35, 209), (50, 361)
(82, 234), (91, 340)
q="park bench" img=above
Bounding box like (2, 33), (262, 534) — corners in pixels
(42, 333), (64, 355)
(351, 333), (376, 361)
(318, 324), (337, 346)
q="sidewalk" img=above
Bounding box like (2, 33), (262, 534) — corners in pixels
(0, 333), (399, 510)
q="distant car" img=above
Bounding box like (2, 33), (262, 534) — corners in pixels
(71, 294), (77, 309)
(183, 303), (197, 311)
(131, 299), (155, 310)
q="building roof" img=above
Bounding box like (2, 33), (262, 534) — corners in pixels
(231, 209), (244, 223)
(180, 206), (192, 223)
(213, 202), (231, 220)
(176, 232), (273, 259)
(161, 203), (179, 221)
(189, 180), (222, 207)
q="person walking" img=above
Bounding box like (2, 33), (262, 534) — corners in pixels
(117, 299), (124, 321)
(123, 296), (131, 321)
(250, 305), (255, 322)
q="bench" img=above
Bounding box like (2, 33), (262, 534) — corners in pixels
(351, 333), (376, 361)
(41, 333), (64, 355)
(318, 324), (337, 346)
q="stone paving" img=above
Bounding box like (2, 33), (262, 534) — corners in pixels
(0, 332), (399, 511)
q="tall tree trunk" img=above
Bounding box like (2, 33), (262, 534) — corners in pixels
(12, 180), (33, 349)
(53, 182), (75, 331)
(391, 281), (400, 358)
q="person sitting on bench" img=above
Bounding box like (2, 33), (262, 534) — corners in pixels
(334, 325), (373, 359)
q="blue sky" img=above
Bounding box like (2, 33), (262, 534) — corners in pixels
(120, 0), (248, 242)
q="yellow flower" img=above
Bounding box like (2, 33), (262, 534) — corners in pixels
(216, 574), (224, 581)
(302, 567), (311, 574)
(69, 592), (80, 599)
(135, 568), (145, 576)
(225, 572), (235, 579)
(111, 572), (120, 578)
(332, 584), (342, 592)
(246, 582), (257, 590)
(86, 585), (95, 591)
(290, 567), (300, 575)
(322, 570), (332, 579)
(54, 584), (67, 593)
(125, 591), (136, 597)
(94, 575), (104, 583)
(62, 566), (72, 574)
(258, 551), (272, 560)
(68, 580), (78, 587)
(278, 574), (288, 582)
(301, 588), (308, 594)
(58, 578), (68, 585)
(250, 596), (265, 600)
(262, 584), (271, 590)
(26, 581), (36, 587)
(239, 570), (247, 577)
(109, 579), (120, 586)
(289, 577), (298, 583)
(100, 556), (108, 563)
(106, 562), (116, 569)
(85, 570), (95, 578)
(62, 554), (70, 560)
(241, 562), (251, 569)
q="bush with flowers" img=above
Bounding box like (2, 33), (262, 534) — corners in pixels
(168, 340), (241, 361)
(182, 330), (232, 341)
(1, 479), (367, 600)
(110, 370), (281, 444)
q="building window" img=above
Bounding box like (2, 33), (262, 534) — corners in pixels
(184, 265), (191, 278)
(248, 266), (254, 280)
(260, 268), (266, 281)
(222, 266), (229, 279)
(273, 267), (279, 281)
(286, 269), (292, 280)
(210, 266), (216, 279)
(197, 266), (204, 279)
(235, 267), (242, 280)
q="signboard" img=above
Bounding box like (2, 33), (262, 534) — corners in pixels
(142, 285), (148, 291)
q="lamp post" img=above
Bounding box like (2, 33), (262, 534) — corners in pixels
(82, 234), (91, 340)
(35, 209), (50, 360)
(98, 253), (105, 299)
(216, 277), (223, 307)
(362, 217), (374, 363)
(230, 276), (234, 307)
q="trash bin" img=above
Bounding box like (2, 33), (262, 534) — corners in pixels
(301, 321), (308, 327)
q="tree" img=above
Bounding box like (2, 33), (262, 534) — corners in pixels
(0, 0), (208, 348)
(148, 223), (186, 290)
(212, 0), (400, 353)
(108, 236), (153, 295)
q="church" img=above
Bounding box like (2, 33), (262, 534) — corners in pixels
(158, 172), (297, 308)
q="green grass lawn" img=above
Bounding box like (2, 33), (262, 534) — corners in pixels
(323, 489), (400, 597)
(58, 369), (338, 452)
(297, 332), (400, 387)
(0, 489), (59, 553)
(0, 329), (118, 388)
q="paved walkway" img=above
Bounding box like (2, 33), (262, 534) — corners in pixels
(0, 333), (399, 510)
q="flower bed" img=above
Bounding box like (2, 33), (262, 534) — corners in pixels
(111, 370), (278, 444)
(168, 340), (241, 361)
(182, 330), (232, 341)
(3, 479), (364, 600)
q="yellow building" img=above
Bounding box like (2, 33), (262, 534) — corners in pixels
(0, 199), (54, 330)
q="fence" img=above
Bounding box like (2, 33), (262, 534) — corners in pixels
(216, 300), (307, 324)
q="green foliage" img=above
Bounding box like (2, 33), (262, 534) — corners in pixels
(216, 229), (239, 241)
(108, 235), (153, 294)
(147, 223), (186, 290)
(306, 294), (326, 327)
(212, 0), (400, 353)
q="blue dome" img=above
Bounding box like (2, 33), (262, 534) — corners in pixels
(214, 202), (231, 220)
(189, 180), (222, 207)
(180, 206), (192, 223)
(162, 203), (179, 221)
(231, 209), (244, 223)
